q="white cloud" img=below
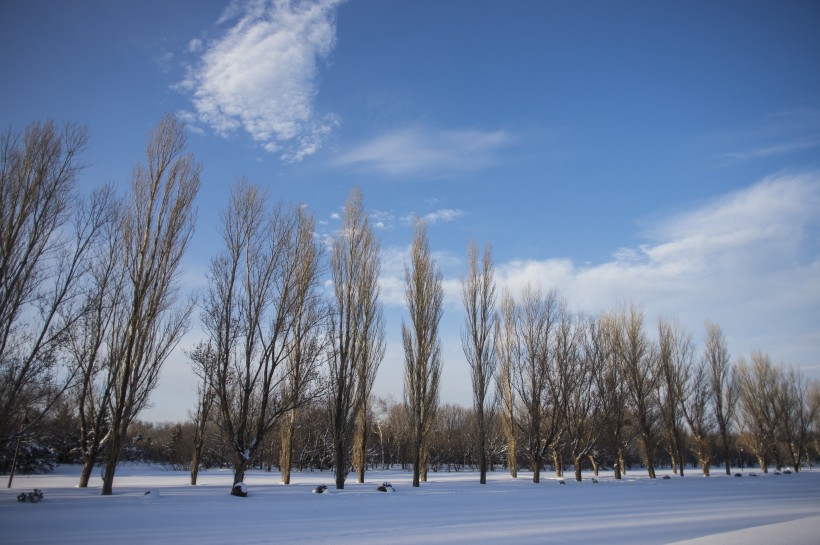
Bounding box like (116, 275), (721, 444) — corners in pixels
(369, 210), (395, 230)
(329, 212), (340, 220)
(424, 208), (464, 224)
(494, 173), (820, 373)
(379, 245), (462, 308)
(401, 208), (465, 226)
(178, 0), (342, 162)
(335, 126), (510, 177)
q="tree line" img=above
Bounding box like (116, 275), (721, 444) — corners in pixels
(2, 115), (818, 494)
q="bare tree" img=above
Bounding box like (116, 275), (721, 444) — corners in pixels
(403, 220), (443, 488)
(564, 314), (606, 482)
(495, 289), (518, 478)
(0, 120), (92, 442)
(614, 304), (659, 479)
(777, 366), (813, 472)
(101, 114), (200, 495)
(656, 318), (692, 476)
(280, 207), (327, 485)
(547, 301), (579, 478)
(327, 188), (383, 489)
(680, 355), (715, 476)
(62, 187), (124, 488)
(203, 180), (320, 489)
(703, 321), (735, 475)
(352, 233), (385, 484)
(595, 312), (631, 479)
(461, 241), (497, 484)
(187, 341), (217, 485)
(735, 352), (780, 472)
(512, 284), (559, 484)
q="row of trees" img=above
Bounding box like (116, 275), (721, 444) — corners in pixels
(9, 371), (817, 483)
(2, 115), (818, 495)
(1, 115), (199, 493)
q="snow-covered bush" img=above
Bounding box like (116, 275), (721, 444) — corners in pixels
(231, 482), (248, 497)
(17, 489), (44, 503)
(312, 484), (328, 494)
(377, 482), (395, 492)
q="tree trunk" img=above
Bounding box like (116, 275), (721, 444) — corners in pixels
(190, 449), (201, 486)
(530, 448), (540, 484)
(78, 462), (93, 488)
(233, 461), (247, 486)
(614, 450), (625, 480)
(353, 403), (367, 484)
(478, 421), (487, 485)
(280, 411), (295, 485)
(574, 456), (583, 482)
(334, 437), (347, 489)
(190, 425), (208, 485)
(101, 448), (119, 495)
(420, 446), (429, 482)
(588, 454), (599, 477)
(757, 454), (768, 473)
(641, 437), (656, 479)
(78, 453), (96, 488)
(508, 437), (517, 478)
(721, 433), (732, 475)
(412, 435), (422, 487)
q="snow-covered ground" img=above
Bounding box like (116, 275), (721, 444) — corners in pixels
(2, 465), (819, 544)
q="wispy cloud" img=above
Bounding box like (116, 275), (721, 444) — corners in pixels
(400, 208), (465, 226)
(713, 109), (820, 165)
(335, 126), (510, 177)
(493, 173), (820, 372)
(724, 139), (820, 162)
(178, 0), (342, 162)
(370, 210), (395, 230)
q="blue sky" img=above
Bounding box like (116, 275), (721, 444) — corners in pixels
(2, 0), (819, 421)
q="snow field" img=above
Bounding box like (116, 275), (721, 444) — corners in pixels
(2, 466), (819, 544)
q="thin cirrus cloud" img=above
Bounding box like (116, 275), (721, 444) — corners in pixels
(493, 173), (820, 371)
(177, 0), (342, 162)
(335, 126), (510, 177)
(714, 109), (820, 165)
